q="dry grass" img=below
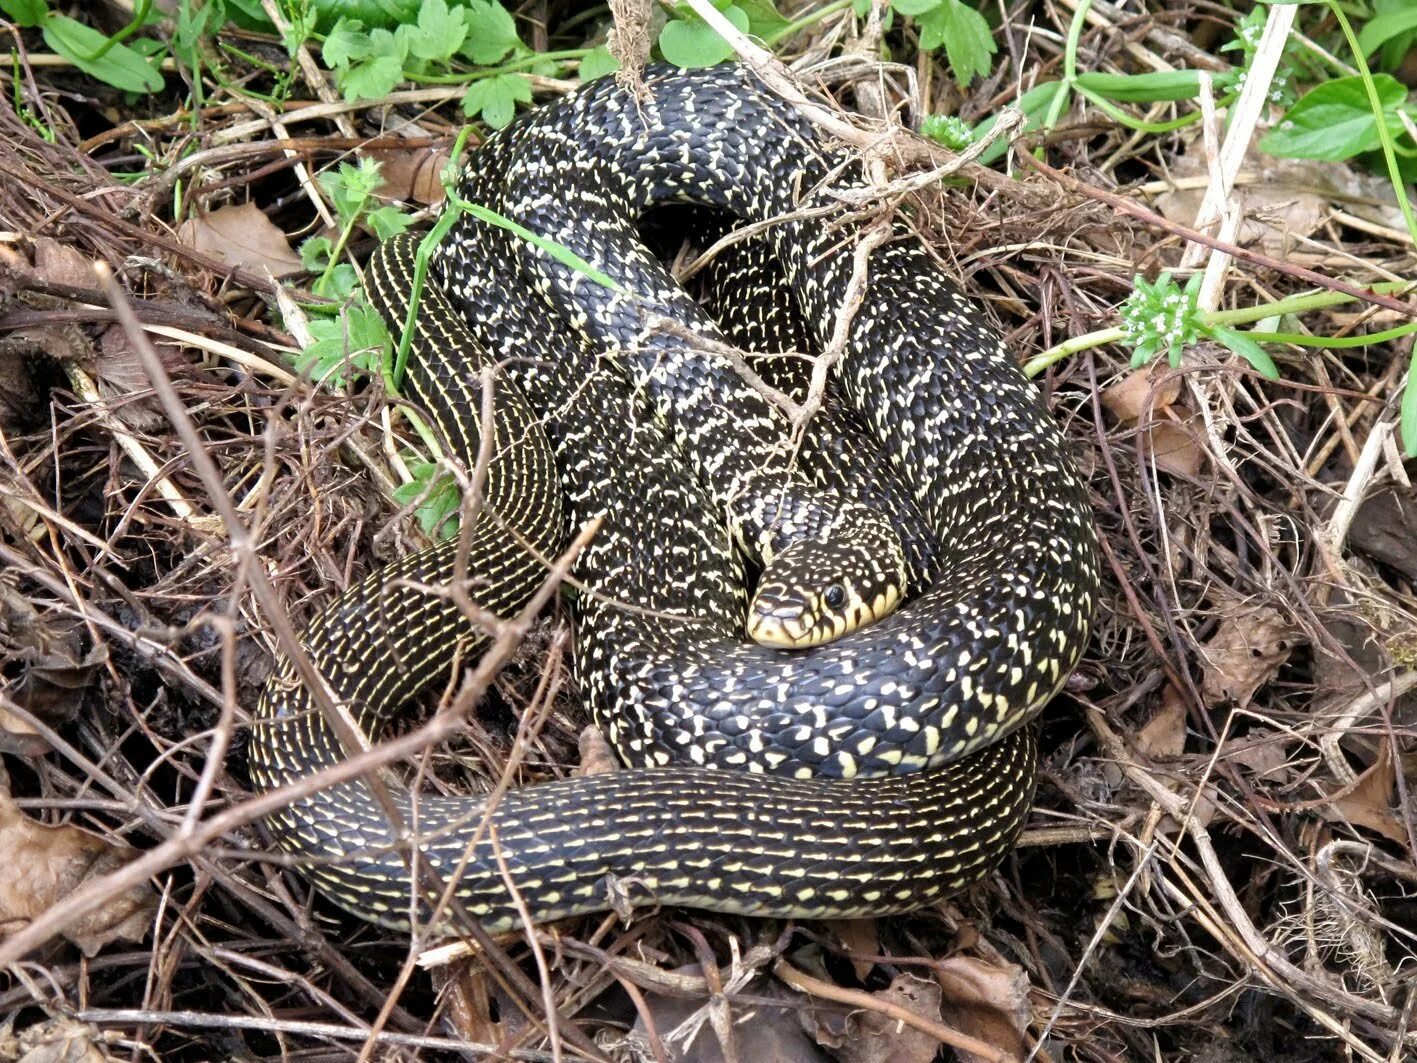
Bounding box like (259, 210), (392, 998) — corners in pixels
(1, 2), (1415, 1061)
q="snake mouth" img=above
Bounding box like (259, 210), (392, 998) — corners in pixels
(747, 587), (904, 649)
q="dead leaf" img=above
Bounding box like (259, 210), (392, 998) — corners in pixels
(577, 724), (619, 776)
(1099, 364), (1180, 423)
(1348, 486), (1417, 581)
(1135, 684), (1187, 760)
(1221, 738), (1292, 783)
(1322, 744), (1406, 845)
(933, 957), (1030, 1063)
(1154, 142), (1403, 254)
(1198, 604), (1301, 708)
(825, 918), (880, 981)
(0, 772), (155, 956)
(1101, 367), (1205, 478)
(370, 147), (450, 205)
(630, 973), (827, 1063)
(177, 202), (302, 278)
(32, 238), (101, 291)
(0, 583), (106, 755)
(1, 1018), (117, 1063)
(832, 973), (948, 1063)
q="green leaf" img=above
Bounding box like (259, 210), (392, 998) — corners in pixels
(392, 461), (461, 537)
(1357, 8), (1417, 57)
(318, 157), (384, 222)
(0, 0), (48, 28)
(42, 14), (164, 93)
(461, 0), (521, 64)
(461, 73), (533, 128)
(891, 0), (941, 15)
(299, 235), (333, 272)
(340, 52), (404, 100)
(366, 204), (412, 241)
(1206, 325), (1280, 379)
(579, 44), (620, 82)
(916, 0), (995, 88)
(737, 0), (789, 39)
(974, 79), (1066, 165)
(1259, 74), (1408, 161)
(921, 113), (972, 150)
(1074, 69), (1203, 103)
(1404, 351), (1417, 457)
(659, 4), (750, 69)
(406, 0), (466, 61)
(297, 302), (390, 388)
(322, 18), (371, 68)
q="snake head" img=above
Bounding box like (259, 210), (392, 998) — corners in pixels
(746, 509), (908, 649)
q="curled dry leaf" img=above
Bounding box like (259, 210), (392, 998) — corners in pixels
(32, 237), (102, 292)
(0, 1018), (118, 1063)
(1135, 683), (1188, 760)
(0, 583), (106, 755)
(831, 973), (947, 1063)
(577, 724), (620, 776)
(1100, 366), (1205, 478)
(1153, 142), (1404, 254)
(1198, 603), (1301, 709)
(825, 917), (880, 980)
(1322, 743), (1406, 845)
(370, 147), (450, 205)
(933, 957), (1030, 1063)
(0, 773), (155, 957)
(177, 202), (302, 279)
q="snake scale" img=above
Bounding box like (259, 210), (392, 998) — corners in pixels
(249, 64), (1100, 932)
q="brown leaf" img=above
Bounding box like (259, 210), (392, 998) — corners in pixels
(1101, 367), (1205, 478)
(370, 147), (450, 205)
(0, 780), (155, 957)
(1135, 684), (1187, 760)
(177, 202), (301, 279)
(5, 1018), (116, 1063)
(1221, 737), (1292, 782)
(1100, 364), (1180, 422)
(0, 584), (106, 754)
(1322, 744), (1406, 844)
(32, 238), (101, 291)
(577, 724), (620, 776)
(933, 957), (1030, 1063)
(826, 918), (880, 980)
(631, 973), (827, 1063)
(833, 973), (948, 1063)
(1198, 604), (1301, 708)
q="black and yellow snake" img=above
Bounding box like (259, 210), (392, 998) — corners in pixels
(249, 64), (1100, 933)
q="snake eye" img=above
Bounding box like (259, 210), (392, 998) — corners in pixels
(824, 584), (847, 609)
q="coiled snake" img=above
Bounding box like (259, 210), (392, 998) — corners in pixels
(249, 64), (1099, 932)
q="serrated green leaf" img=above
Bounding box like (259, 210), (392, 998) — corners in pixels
(42, 14), (164, 93)
(1, 0), (48, 28)
(1206, 325), (1280, 379)
(296, 302), (389, 387)
(659, 4), (750, 69)
(366, 205), (412, 241)
(579, 44), (620, 82)
(322, 17), (370, 67)
(340, 52), (404, 100)
(392, 461), (460, 537)
(1075, 69), (1203, 103)
(461, 73), (532, 128)
(461, 0), (521, 64)
(1259, 74), (1408, 162)
(299, 235), (333, 272)
(916, 0), (994, 88)
(406, 0), (466, 61)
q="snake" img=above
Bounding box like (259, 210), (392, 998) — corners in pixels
(248, 64), (1100, 933)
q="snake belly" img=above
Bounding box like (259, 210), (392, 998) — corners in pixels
(249, 64), (1100, 933)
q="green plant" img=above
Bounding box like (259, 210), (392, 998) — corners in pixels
(391, 460), (460, 537)
(1120, 272), (1279, 379)
(2, 0), (164, 92)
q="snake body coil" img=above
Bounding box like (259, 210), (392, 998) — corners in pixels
(250, 65), (1100, 932)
